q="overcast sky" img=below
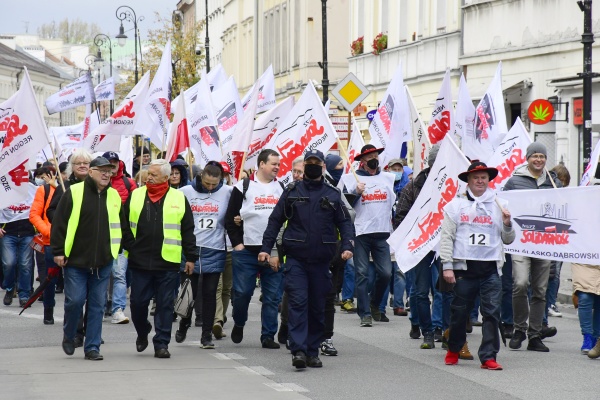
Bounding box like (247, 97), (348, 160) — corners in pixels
(2, 0), (174, 40)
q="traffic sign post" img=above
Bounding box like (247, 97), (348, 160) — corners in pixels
(331, 73), (369, 146)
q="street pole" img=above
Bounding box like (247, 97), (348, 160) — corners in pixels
(94, 33), (113, 115)
(205, 0), (210, 73)
(578, 0), (597, 171)
(321, 0), (329, 105)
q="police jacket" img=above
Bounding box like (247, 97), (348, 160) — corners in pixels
(51, 176), (127, 269)
(260, 177), (355, 263)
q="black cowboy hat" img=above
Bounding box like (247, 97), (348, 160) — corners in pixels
(458, 161), (499, 182)
(354, 144), (384, 161)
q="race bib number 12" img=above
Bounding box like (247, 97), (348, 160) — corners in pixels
(198, 217), (216, 230)
(468, 233), (490, 246)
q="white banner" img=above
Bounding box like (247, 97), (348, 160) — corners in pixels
(580, 140), (600, 186)
(241, 65), (276, 114)
(406, 86), (430, 176)
(383, 64), (411, 167)
(453, 73), (475, 140)
(245, 96), (295, 170)
(369, 64), (405, 150)
(498, 186), (600, 265)
(94, 77), (115, 101)
(345, 118), (365, 173)
(45, 72), (96, 114)
(188, 72), (221, 168)
(427, 69), (454, 145)
(388, 136), (470, 272)
(207, 64), (228, 91)
(265, 81), (337, 185)
(487, 117), (531, 192)
(0, 174), (36, 222)
(0, 68), (52, 177)
(213, 76), (243, 154)
(463, 62), (508, 162)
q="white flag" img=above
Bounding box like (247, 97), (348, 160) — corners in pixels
(264, 81), (337, 185)
(207, 64), (228, 91)
(0, 68), (52, 177)
(498, 186), (600, 265)
(345, 119), (365, 173)
(486, 117), (532, 192)
(406, 86), (431, 176)
(453, 74), (475, 140)
(427, 69), (454, 145)
(387, 136), (470, 272)
(213, 76), (243, 154)
(189, 73), (221, 168)
(246, 96), (295, 170)
(165, 90), (190, 162)
(91, 71), (150, 137)
(224, 84), (260, 179)
(135, 40), (172, 149)
(0, 179), (36, 220)
(464, 62), (508, 162)
(369, 64), (405, 151)
(94, 77), (115, 101)
(120, 136), (134, 177)
(241, 65), (276, 114)
(580, 141), (600, 186)
(45, 72), (96, 114)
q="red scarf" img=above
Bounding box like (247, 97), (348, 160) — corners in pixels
(146, 181), (169, 203)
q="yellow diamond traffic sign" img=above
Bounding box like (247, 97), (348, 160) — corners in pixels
(332, 73), (369, 112)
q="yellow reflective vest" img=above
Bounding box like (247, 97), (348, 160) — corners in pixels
(64, 182), (122, 259)
(128, 186), (186, 263)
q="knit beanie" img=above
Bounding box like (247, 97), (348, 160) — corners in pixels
(428, 144), (441, 167)
(325, 154), (343, 174)
(526, 142), (547, 159)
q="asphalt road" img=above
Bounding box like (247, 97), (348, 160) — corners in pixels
(0, 281), (598, 400)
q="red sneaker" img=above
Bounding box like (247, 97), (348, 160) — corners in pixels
(480, 359), (503, 370)
(445, 350), (459, 365)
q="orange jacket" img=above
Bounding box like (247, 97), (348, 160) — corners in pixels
(29, 184), (55, 246)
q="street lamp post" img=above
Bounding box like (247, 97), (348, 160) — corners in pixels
(321, 0), (329, 105)
(205, 0), (210, 73)
(115, 5), (144, 84)
(94, 33), (113, 115)
(84, 54), (102, 85)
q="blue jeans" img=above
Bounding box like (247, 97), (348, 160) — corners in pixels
(375, 262), (407, 311)
(341, 259), (355, 301)
(577, 292), (600, 337)
(471, 296), (480, 322)
(130, 269), (180, 350)
(448, 273), (501, 363)
(232, 248), (282, 342)
(544, 261), (562, 324)
(431, 261), (443, 329)
(43, 246), (58, 308)
(111, 253), (128, 313)
(353, 233), (393, 317)
(407, 268), (418, 325)
(410, 252), (437, 333)
(1, 234), (34, 300)
(501, 255), (513, 325)
(63, 263), (112, 353)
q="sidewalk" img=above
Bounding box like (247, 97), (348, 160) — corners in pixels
(1, 342), (309, 400)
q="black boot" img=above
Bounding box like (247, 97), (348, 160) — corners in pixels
(43, 307), (54, 325)
(175, 320), (190, 343)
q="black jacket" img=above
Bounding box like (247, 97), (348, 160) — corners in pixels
(261, 177), (355, 263)
(47, 174), (82, 223)
(121, 188), (198, 271)
(50, 176), (127, 269)
(393, 167), (430, 229)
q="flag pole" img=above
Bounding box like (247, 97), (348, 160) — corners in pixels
(138, 138), (146, 186)
(335, 136), (360, 183)
(545, 166), (558, 188)
(49, 132), (66, 192)
(237, 152), (248, 181)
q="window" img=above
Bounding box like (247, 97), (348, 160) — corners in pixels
(294, 0), (300, 67)
(263, 12), (269, 71)
(399, 0), (408, 43)
(282, 3), (288, 73)
(436, 0), (446, 32)
(381, 0), (389, 34)
(358, 0), (365, 37)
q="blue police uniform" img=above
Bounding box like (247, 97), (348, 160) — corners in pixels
(261, 159), (354, 364)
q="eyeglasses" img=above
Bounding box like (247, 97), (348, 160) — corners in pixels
(72, 162), (90, 166)
(91, 168), (113, 176)
(529, 155), (546, 160)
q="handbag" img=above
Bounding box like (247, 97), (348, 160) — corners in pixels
(29, 234), (45, 253)
(174, 278), (195, 318)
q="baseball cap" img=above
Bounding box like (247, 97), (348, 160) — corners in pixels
(102, 151), (119, 161)
(304, 149), (325, 162)
(90, 157), (117, 169)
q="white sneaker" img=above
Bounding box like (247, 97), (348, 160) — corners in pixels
(548, 305), (562, 318)
(111, 308), (130, 324)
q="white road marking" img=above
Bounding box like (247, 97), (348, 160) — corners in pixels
(222, 352), (246, 360)
(0, 308), (63, 323)
(263, 383), (294, 392)
(235, 366), (260, 375)
(249, 366), (274, 375)
(279, 383), (309, 393)
(212, 353), (231, 360)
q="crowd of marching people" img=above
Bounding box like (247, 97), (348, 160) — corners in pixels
(3, 140), (600, 369)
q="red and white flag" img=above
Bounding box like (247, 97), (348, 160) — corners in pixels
(188, 73), (221, 167)
(135, 40), (172, 149)
(453, 74), (475, 140)
(388, 136), (470, 272)
(45, 71), (96, 114)
(213, 76), (243, 154)
(406, 86), (431, 176)
(346, 119), (365, 173)
(241, 65), (276, 114)
(369, 64), (405, 151)
(427, 69), (454, 145)
(463, 62), (508, 162)
(580, 140), (600, 186)
(487, 117), (531, 192)
(0, 170), (36, 218)
(264, 81), (337, 185)
(90, 71), (150, 137)
(165, 90), (190, 162)
(382, 64), (411, 167)
(0, 67), (52, 177)
(224, 84), (260, 179)
(94, 77), (115, 101)
(245, 96), (295, 170)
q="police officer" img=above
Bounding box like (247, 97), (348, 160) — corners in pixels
(260, 150), (355, 369)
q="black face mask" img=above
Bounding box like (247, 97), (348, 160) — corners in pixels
(304, 164), (323, 180)
(366, 158), (379, 170)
